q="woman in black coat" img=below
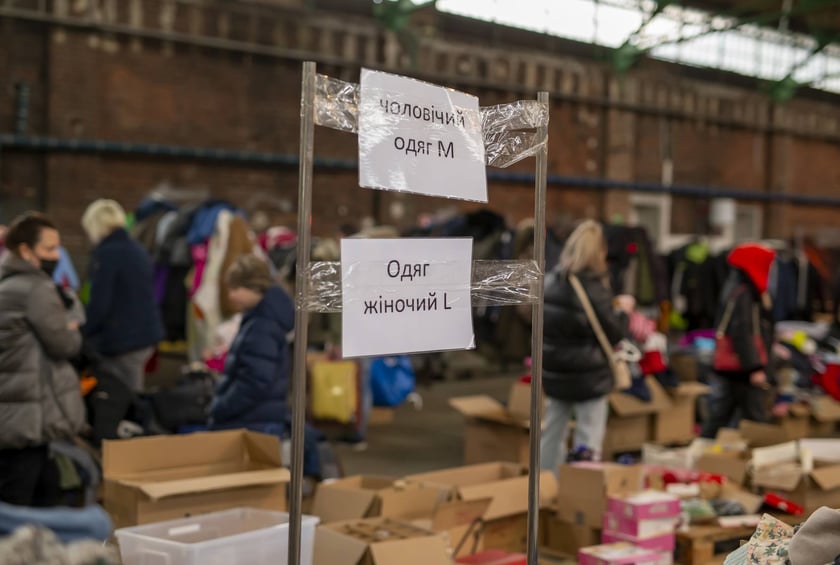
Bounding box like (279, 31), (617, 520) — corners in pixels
(540, 220), (630, 473)
(701, 243), (776, 438)
(82, 199), (163, 392)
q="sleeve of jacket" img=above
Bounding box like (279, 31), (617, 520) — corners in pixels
(587, 280), (629, 346)
(726, 291), (763, 373)
(210, 322), (284, 423)
(26, 281), (82, 360)
(83, 248), (115, 341)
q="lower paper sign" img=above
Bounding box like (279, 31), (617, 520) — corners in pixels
(340, 238), (475, 358)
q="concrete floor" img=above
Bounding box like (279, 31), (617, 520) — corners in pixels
(337, 374), (515, 476)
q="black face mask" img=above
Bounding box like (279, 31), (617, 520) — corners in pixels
(39, 258), (59, 278)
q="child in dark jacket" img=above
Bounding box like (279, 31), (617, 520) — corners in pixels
(208, 255), (322, 477)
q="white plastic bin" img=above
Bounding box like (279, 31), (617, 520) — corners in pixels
(115, 508), (319, 565)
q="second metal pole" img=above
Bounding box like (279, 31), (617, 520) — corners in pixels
(288, 60), (316, 565)
(526, 90), (550, 564)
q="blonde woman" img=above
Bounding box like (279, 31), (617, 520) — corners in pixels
(540, 220), (631, 472)
(82, 199), (162, 392)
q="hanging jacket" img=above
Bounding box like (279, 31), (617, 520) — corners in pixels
(0, 254), (85, 449)
(543, 269), (628, 402)
(84, 228), (164, 357)
(208, 286), (295, 429)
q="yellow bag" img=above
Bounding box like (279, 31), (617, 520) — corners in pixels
(310, 360), (358, 424)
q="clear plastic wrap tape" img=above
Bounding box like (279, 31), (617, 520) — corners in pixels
(480, 100), (549, 168)
(302, 259), (542, 313)
(313, 74), (549, 168)
(314, 74), (359, 133)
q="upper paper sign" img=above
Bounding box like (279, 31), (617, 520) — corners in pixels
(340, 238), (475, 358)
(358, 69), (488, 203)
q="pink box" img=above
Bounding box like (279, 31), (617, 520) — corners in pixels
(579, 543), (672, 565)
(602, 530), (676, 553)
(607, 490), (681, 521)
(603, 512), (678, 539)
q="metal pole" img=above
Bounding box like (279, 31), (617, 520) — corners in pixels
(526, 90), (549, 565)
(288, 60), (316, 565)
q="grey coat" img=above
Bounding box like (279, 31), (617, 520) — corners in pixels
(0, 253), (85, 449)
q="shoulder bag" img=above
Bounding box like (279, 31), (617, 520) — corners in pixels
(713, 288), (767, 372)
(568, 273), (632, 391)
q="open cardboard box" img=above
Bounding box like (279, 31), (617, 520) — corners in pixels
(103, 430), (289, 528)
(449, 383), (544, 466)
(311, 475), (448, 524)
(411, 498), (492, 558)
(313, 517), (452, 565)
(695, 429), (752, 486)
(405, 462), (558, 553)
(556, 463), (644, 529)
(752, 440), (840, 515)
(540, 506), (601, 556)
(651, 382), (710, 444)
(604, 377), (672, 457)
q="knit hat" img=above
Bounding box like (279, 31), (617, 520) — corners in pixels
(789, 507), (840, 565)
(226, 254), (272, 293)
(727, 243), (776, 294)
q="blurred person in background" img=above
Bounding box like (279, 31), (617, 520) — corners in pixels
(208, 255), (322, 477)
(82, 199), (163, 392)
(0, 212), (85, 506)
(540, 220), (630, 473)
(701, 243), (776, 438)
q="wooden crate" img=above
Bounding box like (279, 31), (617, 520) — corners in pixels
(676, 525), (755, 565)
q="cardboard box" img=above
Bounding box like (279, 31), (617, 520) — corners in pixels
(810, 397), (840, 437)
(696, 453), (750, 486)
(603, 514), (677, 539)
(651, 383), (710, 444)
(313, 518), (452, 565)
(669, 351), (698, 382)
(411, 498), (492, 558)
(311, 476), (447, 524)
(449, 384), (544, 467)
(604, 378), (672, 456)
(606, 491), (681, 521)
(738, 420), (799, 448)
(541, 508), (601, 555)
(103, 430), (290, 528)
(556, 463), (644, 529)
(406, 462), (557, 553)
(752, 440), (840, 515)
(579, 542), (672, 565)
(601, 530), (676, 553)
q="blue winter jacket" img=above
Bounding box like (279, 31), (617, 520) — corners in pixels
(84, 228), (164, 356)
(208, 286), (295, 429)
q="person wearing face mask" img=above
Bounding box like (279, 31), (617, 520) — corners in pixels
(0, 212), (86, 506)
(81, 199), (163, 393)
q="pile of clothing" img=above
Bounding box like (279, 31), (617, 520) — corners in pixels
(724, 507), (840, 565)
(0, 503), (117, 565)
(132, 197), (255, 360)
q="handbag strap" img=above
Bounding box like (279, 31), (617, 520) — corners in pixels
(569, 273), (617, 368)
(716, 286), (762, 339)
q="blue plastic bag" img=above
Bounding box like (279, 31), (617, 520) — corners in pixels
(370, 356), (415, 407)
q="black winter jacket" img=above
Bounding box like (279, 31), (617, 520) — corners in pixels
(715, 271), (774, 380)
(84, 228), (164, 356)
(543, 269), (627, 402)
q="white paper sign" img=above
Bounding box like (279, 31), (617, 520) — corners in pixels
(340, 238), (474, 358)
(358, 68), (487, 203)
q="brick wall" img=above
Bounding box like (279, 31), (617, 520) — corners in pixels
(1, 6), (840, 265)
